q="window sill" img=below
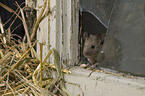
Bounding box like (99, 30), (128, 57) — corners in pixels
(65, 67), (145, 96)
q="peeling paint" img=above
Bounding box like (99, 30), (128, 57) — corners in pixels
(65, 67), (145, 96)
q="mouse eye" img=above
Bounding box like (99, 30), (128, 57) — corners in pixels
(91, 45), (95, 49)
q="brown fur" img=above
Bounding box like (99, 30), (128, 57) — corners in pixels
(83, 34), (104, 64)
(83, 34), (121, 65)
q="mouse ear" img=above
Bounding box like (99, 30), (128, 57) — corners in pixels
(97, 34), (105, 45)
(83, 32), (89, 40)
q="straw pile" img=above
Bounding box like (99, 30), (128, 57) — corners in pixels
(0, 1), (71, 96)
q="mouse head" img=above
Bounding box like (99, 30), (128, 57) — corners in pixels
(83, 32), (105, 57)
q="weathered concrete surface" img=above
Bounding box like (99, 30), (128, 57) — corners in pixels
(65, 67), (145, 96)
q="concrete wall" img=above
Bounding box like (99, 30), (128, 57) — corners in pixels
(65, 67), (145, 96)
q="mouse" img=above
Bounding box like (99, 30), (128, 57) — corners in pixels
(83, 33), (121, 68)
(83, 32), (105, 64)
(100, 36), (122, 66)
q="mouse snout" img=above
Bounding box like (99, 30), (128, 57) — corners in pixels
(83, 50), (91, 56)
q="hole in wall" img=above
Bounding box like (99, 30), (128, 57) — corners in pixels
(79, 0), (145, 77)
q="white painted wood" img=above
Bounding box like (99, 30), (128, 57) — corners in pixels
(37, 0), (79, 65)
(26, 0), (36, 8)
(37, 0), (49, 59)
(61, 0), (79, 66)
(65, 67), (145, 96)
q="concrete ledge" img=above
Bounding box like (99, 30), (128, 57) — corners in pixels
(65, 67), (145, 96)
